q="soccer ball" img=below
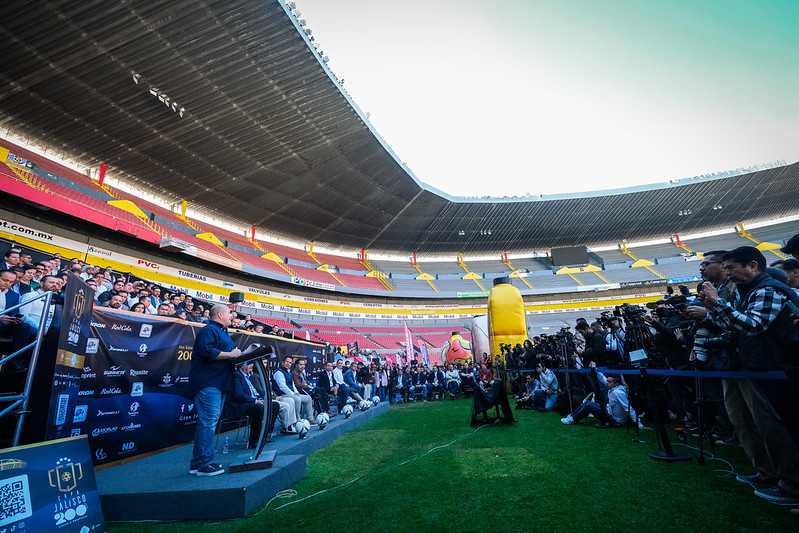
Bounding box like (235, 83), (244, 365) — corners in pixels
(342, 404), (354, 418)
(316, 412), (330, 429)
(365, 400), (373, 408)
(372, 396), (380, 405)
(358, 400), (369, 411)
(297, 419), (311, 439)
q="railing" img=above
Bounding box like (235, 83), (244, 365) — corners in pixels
(0, 290), (54, 446)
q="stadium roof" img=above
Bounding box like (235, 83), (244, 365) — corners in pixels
(1, 0), (798, 255)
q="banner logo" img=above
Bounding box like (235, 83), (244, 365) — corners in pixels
(48, 457), (83, 493)
(72, 405), (88, 423)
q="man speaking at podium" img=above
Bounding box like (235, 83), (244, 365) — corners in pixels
(189, 304), (241, 477)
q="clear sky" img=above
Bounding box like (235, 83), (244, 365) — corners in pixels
(294, 0), (799, 197)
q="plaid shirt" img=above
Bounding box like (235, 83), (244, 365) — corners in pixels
(708, 285), (786, 336)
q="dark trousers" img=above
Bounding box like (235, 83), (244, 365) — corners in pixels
(0, 321), (35, 369)
(243, 401), (279, 445)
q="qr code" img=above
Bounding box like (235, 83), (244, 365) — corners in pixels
(55, 394), (70, 425)
(0, 474), (32, 526)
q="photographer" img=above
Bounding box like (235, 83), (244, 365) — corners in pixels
(698, 246), (799, 505)
(683, 250), (736, 443)
(602, 316), (625, 368)
(522, 339), (536, 367)
(642, 299), (694, 369)
(575, 321), (609, 368)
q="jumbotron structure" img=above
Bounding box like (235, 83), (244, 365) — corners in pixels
(1, 0), (798, 334)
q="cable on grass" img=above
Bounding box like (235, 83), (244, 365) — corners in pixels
(671, 444), (794, 506)
(256, 476), (365, 515)
(672, 442), (736, 474)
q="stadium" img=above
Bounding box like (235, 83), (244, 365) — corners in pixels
(0, 1), (798, 531)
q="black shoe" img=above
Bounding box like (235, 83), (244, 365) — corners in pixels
(280, 428), (298, 435)
(196, 463), (224, 476)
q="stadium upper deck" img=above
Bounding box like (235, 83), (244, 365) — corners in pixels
(3, 134), (798, 306)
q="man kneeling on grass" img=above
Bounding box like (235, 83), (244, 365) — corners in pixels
(561, 373), (643, 429)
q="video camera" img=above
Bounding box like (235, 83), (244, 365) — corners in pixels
(645, 285), (694, 319)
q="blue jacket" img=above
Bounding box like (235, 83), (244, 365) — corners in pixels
(226, 370), (261, 419)
(1, 289), (20, 313)
(344, 368), (360, 388)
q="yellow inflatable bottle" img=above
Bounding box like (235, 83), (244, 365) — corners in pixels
(488, 277), (527, 364)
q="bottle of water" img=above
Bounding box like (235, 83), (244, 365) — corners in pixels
(223, 436), (229, 454)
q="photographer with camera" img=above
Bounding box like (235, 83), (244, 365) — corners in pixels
(698, 246), (799, 505)
(600, 315), (625, 368)
(681, 251), (737, 443)
(575, 321), (613, 367)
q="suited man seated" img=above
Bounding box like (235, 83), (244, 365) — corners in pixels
(316, 361), (345, 415)
(344, 362), (365, 398)
(223, 362), (279, 448)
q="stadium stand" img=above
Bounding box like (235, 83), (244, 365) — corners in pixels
(3, 136), (799, 306)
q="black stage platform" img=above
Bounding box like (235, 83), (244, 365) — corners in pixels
(97, 401), (389, 522)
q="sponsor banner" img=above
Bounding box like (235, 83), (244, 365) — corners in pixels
(0, 217), (81, 252)
(49, 308), (199, 466)
(196, 248), (243, 270)
(619, 279), (667, 288)
(2, 218), (664, 321)
(0, 435), (105, 533)
(48, 308), (326, 467)
(457, 292), (489, 298)
(291, 277), (335, 291)
(50, 275), (95, 403)
(247, 287), (271, 296)
(4, 150), (35, 169)
(666, 275), (702, 284)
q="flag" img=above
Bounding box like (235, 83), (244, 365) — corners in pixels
(417, 339), (429, 367)
(347, 341), (359, 357)
(404, 321), (414, 362)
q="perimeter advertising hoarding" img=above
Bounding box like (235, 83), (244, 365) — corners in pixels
(47, 309), (325, 467)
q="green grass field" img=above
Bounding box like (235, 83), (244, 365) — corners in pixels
(110, 398), (797, 532)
